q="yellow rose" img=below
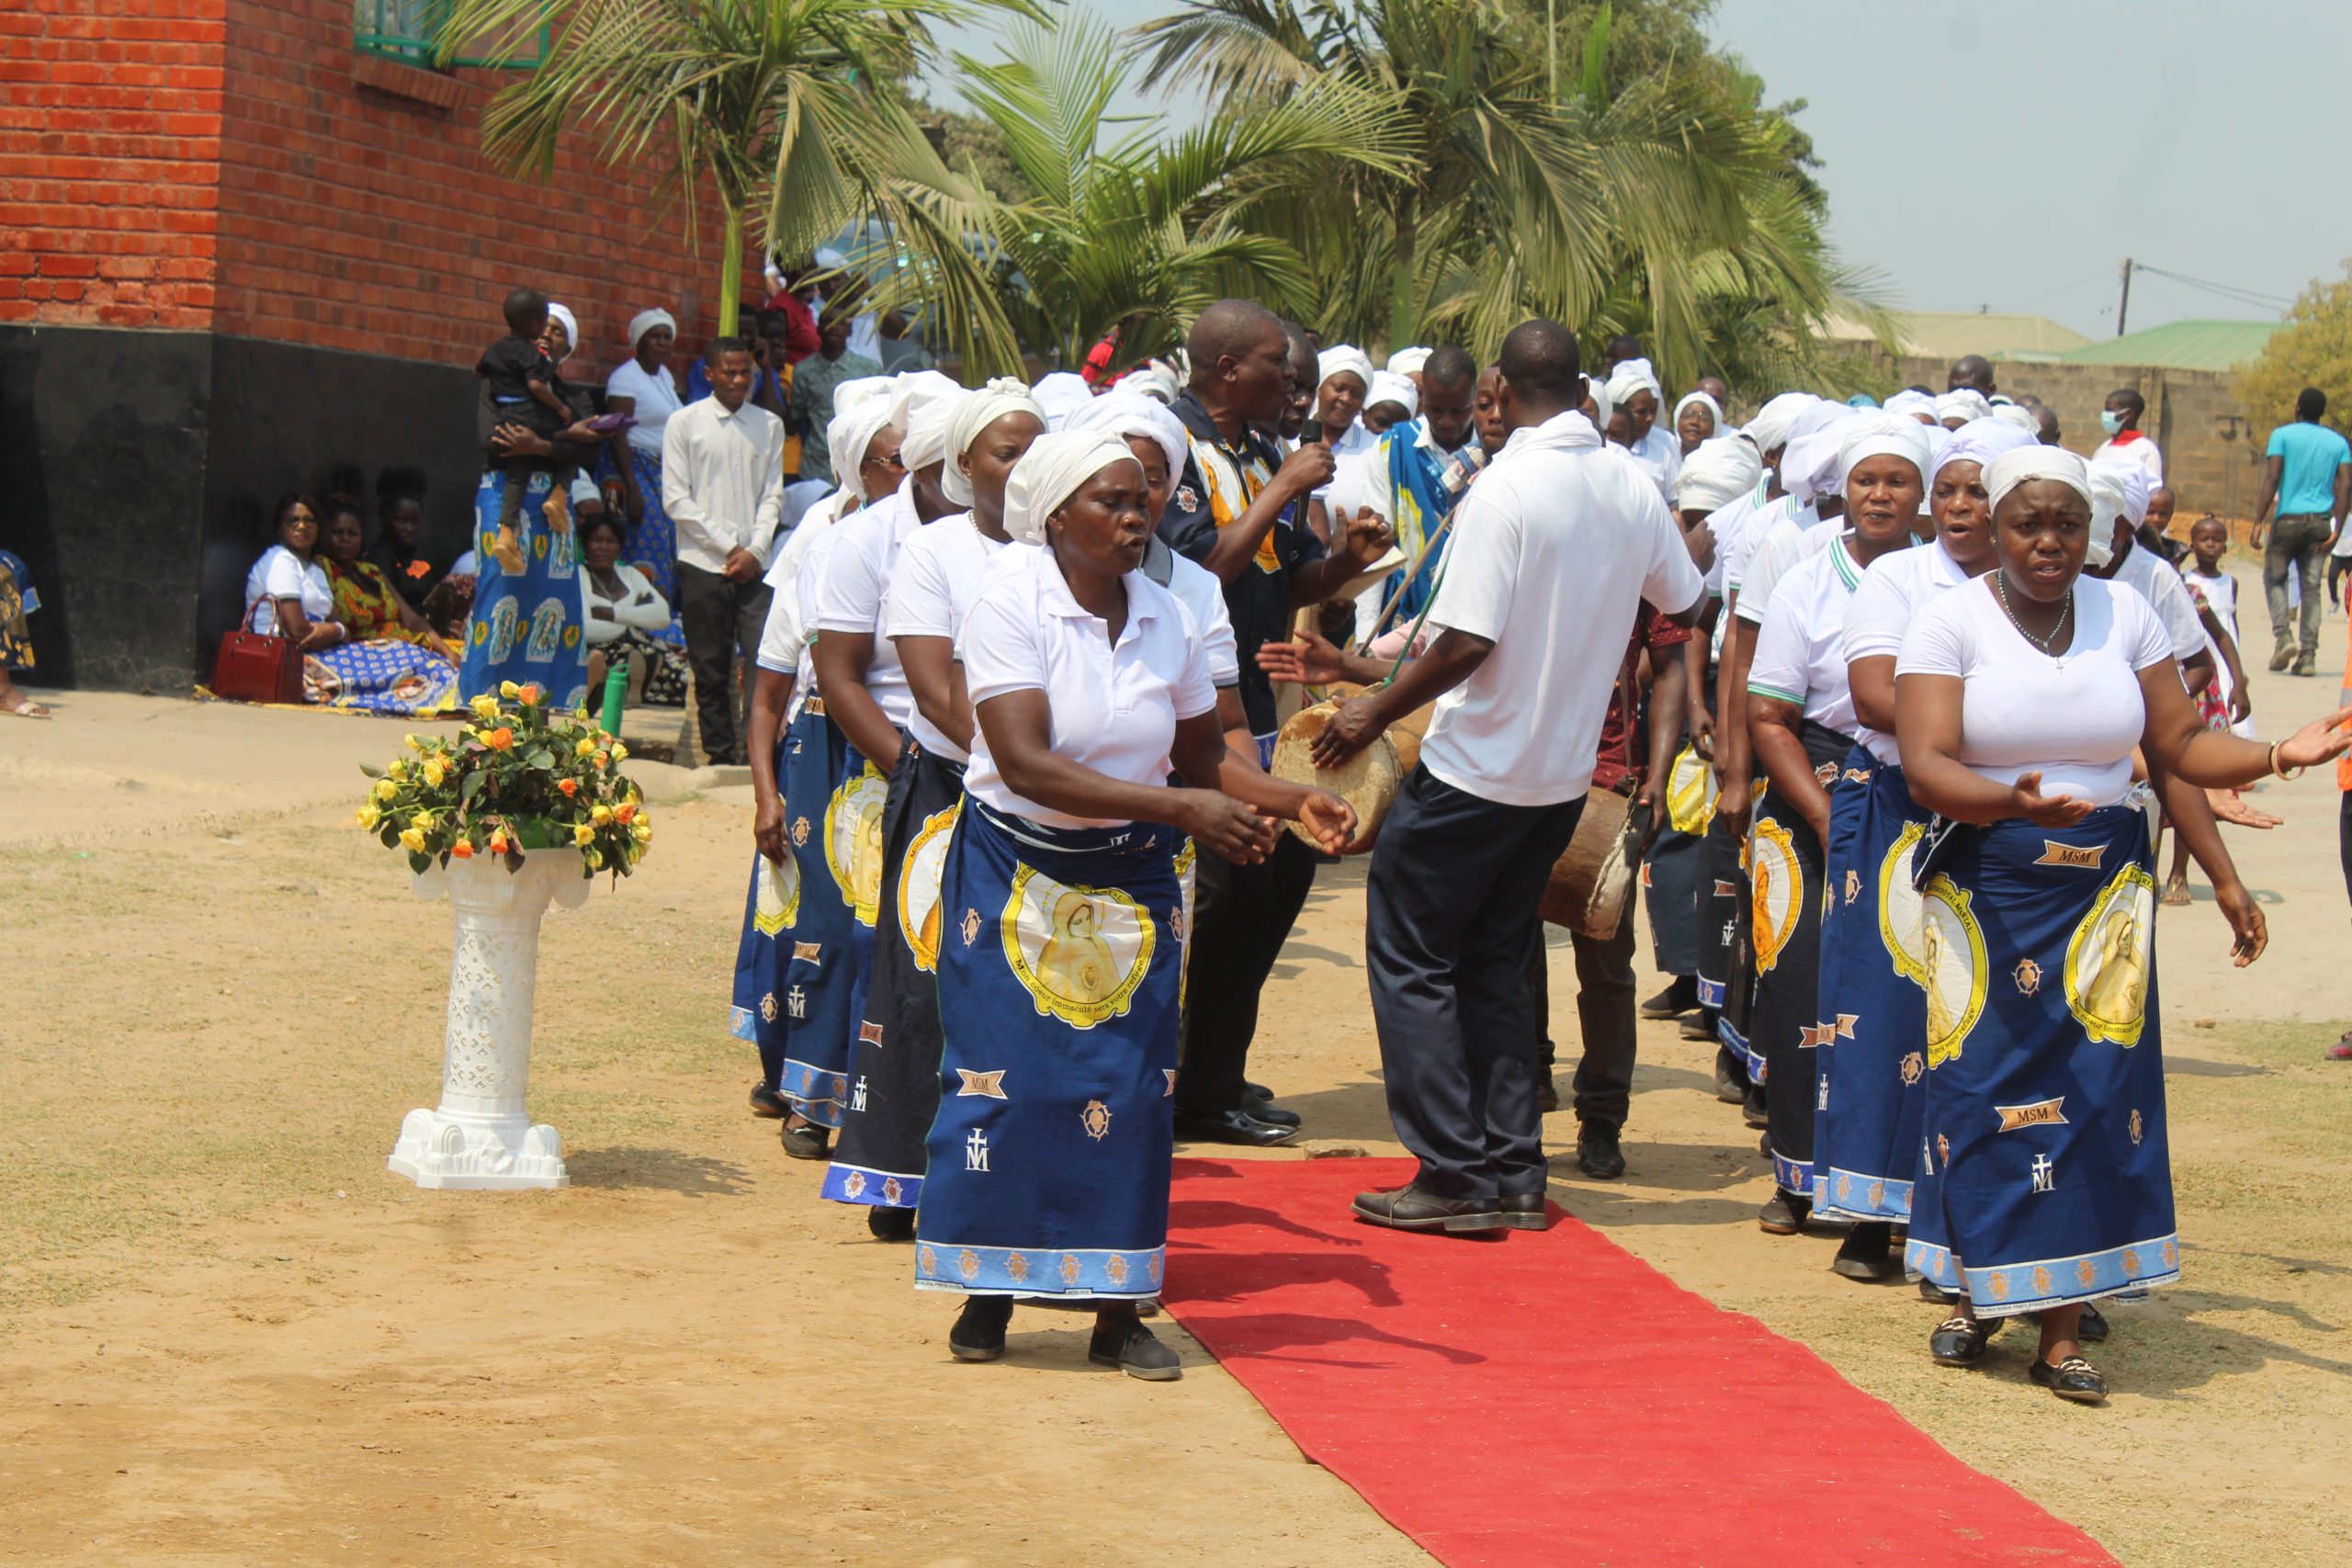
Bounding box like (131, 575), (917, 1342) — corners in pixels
(374, 779), (397, 803)
(591, 804), (613, 826)
(499, 680), (521, 700)
(404, 733), (424, 751)
(572, 823), (596, 847)
(389, 758), (409, 780)
(585, 846), (605, 869)
(575, 738), (597, 759)
(399, 827), (427, 853)
(423, 758), (447, 786)
(356, 804), (381, 830)
(609, 741), (629, 762)
(631, 820), (652, 844)
(413, 812), (436, 835)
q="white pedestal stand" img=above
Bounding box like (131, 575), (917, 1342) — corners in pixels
(388, 853), (592, 1190)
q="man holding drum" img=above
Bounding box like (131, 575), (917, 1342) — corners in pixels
(1311, 319), (1704, 1232)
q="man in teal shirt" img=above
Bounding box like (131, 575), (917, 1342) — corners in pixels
(2252, 388), (2352, 674)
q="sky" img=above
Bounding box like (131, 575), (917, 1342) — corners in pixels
(931, 0), (2352, 340)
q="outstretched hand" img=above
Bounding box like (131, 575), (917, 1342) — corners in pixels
(1295, 787), (1359, 853)
(1258, 629), (1349, 687)
(2214, 877), (2268, 966)
(2009, 771), (2093, 829)
(2274, 710), (2352, 773)
(2207, 786), (2282, 829)
(1309, 693), (1387, 769)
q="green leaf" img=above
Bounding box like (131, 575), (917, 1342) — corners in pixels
(359, 762), (385, 779)
(526, 748), (555, 770)
(461, 772), (487, 801)
(407, 850), (432, 874)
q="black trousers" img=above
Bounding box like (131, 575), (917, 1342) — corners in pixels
(1177, 832), (1318, 1112)
(675, 560), (773, 766)
(1366, 768), (1583, 1201)
(1528, 895), (1639, 1133)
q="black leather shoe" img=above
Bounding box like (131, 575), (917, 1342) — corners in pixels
(1577, 1122), (1626, 1180)
(1757, 1190), (1810, 1235)
(1742, 1084), (1769, 1131)
(1173, 1107), (1296, 1147)
(1712, 1043), (1747, 1103)
(2076, 1303), (2109, 1345)
(1245, 1081), (1276, 1105)
(1498, 1192), (1550, 1230)
(779, 1121), (831, 1160)
(1089, 1315), (1183, 1381)
(1351, 1184), (1506, 1233)
(1832, 1222), (1897, 1281)
(866, 1206), (916, 1241)
(1917, 1277), (1960, 1304)
(1249, 1102), (1303, 1129)
(1535, 1075), (1562, 1113)
(1641, 976), (1701, 1019)
(2029, 1353), (2109, 1404)
(749, 1082), (788, 1118)
(1683, 1009), (1720, 1042)
(949, 1296), (1012, 1361)
(1929, 1313), (2000, 1367)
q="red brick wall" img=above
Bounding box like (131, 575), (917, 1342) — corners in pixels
(0, 0), (227, 328)
(213, 0), (748, 386)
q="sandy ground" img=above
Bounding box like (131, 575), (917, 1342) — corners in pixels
(6, 575), (2350, 1566)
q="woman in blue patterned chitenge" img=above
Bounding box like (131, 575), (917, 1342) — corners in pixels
(1812, 419), (2035, 1286)
(600, 308), (686, 620)
(918, 430), (1353, 1381)
(1893, 445), (2348, 1404)
(459, 302), (597, 711)
(0, 547), (47, 717)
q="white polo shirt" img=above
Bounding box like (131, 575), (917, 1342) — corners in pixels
(1731, 502), (1835, 624)
(1418, 410), (1703, 807)
(959, 544), (1217, 829)
(1747, 536), (1884, 761)
(2105, 541), (2207, 665)
(885, 513), (1006, 763)
(1845, 538), (1976, 665)
(811, 479), (922, 727)
(1163, 551), (1240, 689)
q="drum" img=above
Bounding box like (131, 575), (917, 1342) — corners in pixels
(1270, 699), (1405, 855)
(1540, 789), (1646, 939)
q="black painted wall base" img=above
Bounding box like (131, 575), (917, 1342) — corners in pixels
(0, 324), (486, 692)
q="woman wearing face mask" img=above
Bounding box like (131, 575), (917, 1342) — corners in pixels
(1810, 418), (2035, 1285)
(1894, 446), (2346, 1403)
(1741, 416), (1927, 1240)
(917, 432), (1352, 1378)
(823, 381), (1047, 1236)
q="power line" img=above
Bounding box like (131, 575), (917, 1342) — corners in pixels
(2131, 263), (2293, 314)
(1987, 265), (2113, 317)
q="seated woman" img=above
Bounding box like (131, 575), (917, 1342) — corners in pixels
(367, 466), (441, 609)
(916, 431), (1354, 1380)
(577, 511), (687, 707)
(1894, 446), (2349, 1404)
(0, 547), (47, 718)
(244, 494), (455, 716)
(320, 495), (459, 659)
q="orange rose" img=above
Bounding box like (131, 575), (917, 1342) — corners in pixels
(593, 751), (609, 769)
(615, 802), (638, 825)
(518, 682), (542, 705)
(558, 778), (579, 796)
(486, 728), (514, 750)
(451, 840), (475, 860)
(489, 830), (511, 853)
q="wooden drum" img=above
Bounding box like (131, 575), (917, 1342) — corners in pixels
(1270, 699), (1405, 855)
(1539, 789), (1641, 939)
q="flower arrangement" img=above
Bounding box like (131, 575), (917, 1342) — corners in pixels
(357, 681), (652, 877)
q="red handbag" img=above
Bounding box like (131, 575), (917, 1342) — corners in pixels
(211, 600), (305, 704)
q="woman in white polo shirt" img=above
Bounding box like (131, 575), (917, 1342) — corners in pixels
(915, 431), (1351, 1380)
(1742, 415), (1927, 1244)
(1894, 446), (2348, 1404)
(823, 381), (1046, 1235)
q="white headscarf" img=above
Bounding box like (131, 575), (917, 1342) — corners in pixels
(1930, 418), (2037, 486)
(1744, 392), (1818, 457)
(545, 302), (579, 364)
(1002, 432), (1141, 547)
(899, 389), (967, 473)
(1671, 389), (1724, 439)
(1585, 374), (1612, 429)
(626, 308), (675, 350)
(828, 398), (900, 503)
(1985, 446), (2095, 516)
(1317, 344), (1375, 397)
(1063, 389), (1188, 493)
(1366, 370), (1419, 417)
(1838, 412), (1932, 493)
(1605, 357), (1663, 409)
(1121, 363), (1180, 405)
(1675, 435), (1763, 513)
(940, 378), (1046, 504)
(1935, 389), (1993, 425)
(831, 375), (896, 418)
(1990, 402), (2041, 434)
(2091, 457), (2153, 529)
(1030, 371), (1093, 432)
(889, 369), (961, 432)
(1385, 346), (1432, 377)
(1781, 419), (1857, 506)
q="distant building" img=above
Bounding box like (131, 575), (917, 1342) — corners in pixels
(1825, 310), (2092, 363)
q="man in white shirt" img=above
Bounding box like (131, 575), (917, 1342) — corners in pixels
(1314, 320), (1704, 1232)
(663, 338), (786, 764)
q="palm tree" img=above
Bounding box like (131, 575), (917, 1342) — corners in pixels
(907, 13), (1407, 370)
(1135, 0), (1878, 388)
(437, 0), (1025, 364)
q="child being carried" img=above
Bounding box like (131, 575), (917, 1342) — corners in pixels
(476, 286), (575, 574)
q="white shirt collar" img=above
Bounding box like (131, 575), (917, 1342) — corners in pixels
(1498, 409), (1602, 459)
(1032, 549), (1163, 643)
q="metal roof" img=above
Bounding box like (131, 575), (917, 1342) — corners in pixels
(2057, 319), (2281, 372)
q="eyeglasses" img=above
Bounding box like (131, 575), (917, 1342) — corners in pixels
(865, 451), (908, 473)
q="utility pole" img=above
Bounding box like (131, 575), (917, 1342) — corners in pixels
(2116, 257), (2133, 338)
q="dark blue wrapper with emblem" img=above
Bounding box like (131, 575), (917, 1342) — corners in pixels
(915, 798), (1182, 1301)
(1813, 750), (1931, 1223)
(1901, 806), (2177, 1315)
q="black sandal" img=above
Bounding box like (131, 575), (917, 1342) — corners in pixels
(949, 1296), (1012, 1361)
(1757, 1190), (1809, 1235)
(1929, 1314), (2001, 1367)
(2029, 1353), (2109, 1404)
(779, 1120), (831, 1160)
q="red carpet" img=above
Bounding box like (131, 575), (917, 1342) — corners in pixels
(1161, 1156), (2118, 1568)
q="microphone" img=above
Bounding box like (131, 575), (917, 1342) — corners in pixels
(1301, 417), (1324, 445)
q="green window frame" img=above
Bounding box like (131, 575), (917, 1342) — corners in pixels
(354, 0), (548, 71)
